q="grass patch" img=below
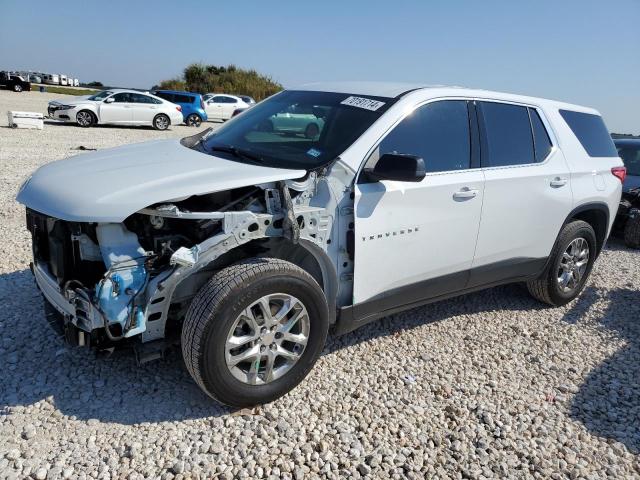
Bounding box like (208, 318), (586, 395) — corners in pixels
(30, 85), (100, 96)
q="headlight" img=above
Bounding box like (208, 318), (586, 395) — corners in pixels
(57, 105), (76, 111)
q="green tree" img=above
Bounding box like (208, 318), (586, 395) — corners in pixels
(156, 63), (282, 100)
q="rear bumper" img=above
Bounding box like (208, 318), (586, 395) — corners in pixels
(169, 111), (184, 125)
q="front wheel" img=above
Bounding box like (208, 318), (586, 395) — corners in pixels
(527, 220), (597, 306)
(186, 113), (202, 127)
(76, 110), (95, 127)
(13, 84), (23, 92)
(153, 114), (170, 130)
(181, 258), (329, 407)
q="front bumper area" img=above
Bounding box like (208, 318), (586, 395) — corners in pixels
(47, 104), (75, 121)
(32, 260), (104, 334)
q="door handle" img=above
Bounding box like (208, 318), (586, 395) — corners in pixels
(550, 177), (567, 187)
(453, 188), (478, 200)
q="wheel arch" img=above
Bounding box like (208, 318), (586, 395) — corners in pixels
(153, 112), (171, 128)
(77, 108), (98, 124)
(563, 202), (610, 255)
(170, 237), (338, 324)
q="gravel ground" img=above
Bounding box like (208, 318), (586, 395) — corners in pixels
(1, 90), (639, 479)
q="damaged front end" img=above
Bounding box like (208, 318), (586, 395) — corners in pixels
(26, 210), (156, 347)
(25, 172), (346, 352)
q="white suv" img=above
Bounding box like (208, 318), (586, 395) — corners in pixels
(18, 82), (624, 406)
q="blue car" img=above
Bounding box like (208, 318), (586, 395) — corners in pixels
(152, 90), (208, 127)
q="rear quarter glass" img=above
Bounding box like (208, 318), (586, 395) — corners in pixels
(559, 110), (617, 157)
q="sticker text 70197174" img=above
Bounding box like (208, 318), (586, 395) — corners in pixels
(340, 96), (386, 111)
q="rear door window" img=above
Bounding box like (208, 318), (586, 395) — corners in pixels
(559, 110), (617, 157)
(130, 93), (155, 104)
(155, 92), (174, 102)
(378, 100), (471, 173)
(529, 108), (553, 162)
(174, 94), (194, 104)
(478, 102), (535, 167)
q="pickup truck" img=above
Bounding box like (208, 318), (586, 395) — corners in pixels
(0, 71), (31, 92)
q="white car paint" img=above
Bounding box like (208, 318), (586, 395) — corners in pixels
(17, 139), (306, 222)
(203, 94), (250, 121)
(18, 81), (623, 351)
(48, 89), (184, 128)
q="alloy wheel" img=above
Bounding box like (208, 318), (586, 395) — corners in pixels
(224, 293), (310, 385)
(187, 114), (201, 127)
(76, 111), (92, 127)
(557, 237), (590, 293)
(155, 115), (169, 130)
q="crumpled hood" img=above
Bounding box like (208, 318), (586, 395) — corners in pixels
(17, 139), (306, 222)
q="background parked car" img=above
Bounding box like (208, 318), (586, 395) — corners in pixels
(0, 71), (31, 92)
(614, 138), (640, 192)
(48, 89), (183, 130)
(238, 95), (256, 105)
(203, 94), (250, 121)
(152, 90), (208, 126)
(262, 104), (327, 139)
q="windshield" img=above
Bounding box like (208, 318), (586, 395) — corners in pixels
(88, 90), (114, 101)
(199, 90), (396, 169)
(617, 144), (640, 176)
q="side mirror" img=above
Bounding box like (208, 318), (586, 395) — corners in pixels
(364, 153), (426, 183)
(104, 97), (115, 103)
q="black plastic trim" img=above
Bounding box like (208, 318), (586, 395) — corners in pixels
(468, 101), (481, 169)
(560, 202), (610, 255)
(336, 257), (546, 336)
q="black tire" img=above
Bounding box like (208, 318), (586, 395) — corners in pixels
(527, 220), (597, 306)
(13, 84), (23, 92)
(623, 215), (640, 249)
(182, 258), (329, 407)
(186, 113), (202, 127)
(153, 114), (170, 131)
(304, 123), (319, 139)
(76, 110), (96, 127)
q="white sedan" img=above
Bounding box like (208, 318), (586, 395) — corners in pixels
(47, 89), (184, 130)
(203, 94), (251, 121)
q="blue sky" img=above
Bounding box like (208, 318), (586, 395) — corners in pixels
(1, 0), (638, 132)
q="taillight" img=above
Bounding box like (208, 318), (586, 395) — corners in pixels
(176, 105), (182, 112)
(612, 166), (627, 183)
(200, 98), (205, 110)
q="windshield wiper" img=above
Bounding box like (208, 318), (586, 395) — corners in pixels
(180, 127), (214, 149)
(208, 144), (264, 164)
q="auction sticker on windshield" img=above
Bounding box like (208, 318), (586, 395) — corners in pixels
(340, 96), (386, 111)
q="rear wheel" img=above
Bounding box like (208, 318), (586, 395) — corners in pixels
(153, 114), (170, 130)
(76, 110), (95, 127)
(186, 113), (202, 127)
(13, 84), (23, 92)
(527, 220), (597, 306)
(623, 215), (640, 249)
(182, 258), (329, 407)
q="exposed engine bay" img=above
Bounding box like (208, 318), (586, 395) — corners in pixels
(26, 167), (354, 352)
